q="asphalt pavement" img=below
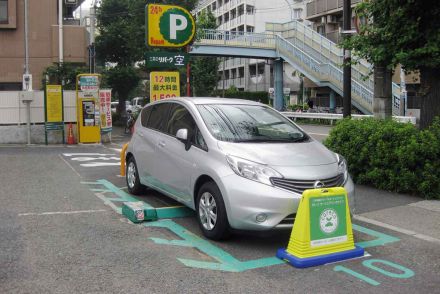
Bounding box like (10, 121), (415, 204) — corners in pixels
(0, 125), (439, 293)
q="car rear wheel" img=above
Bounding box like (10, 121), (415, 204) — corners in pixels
(196, 182), (230, 240)
(126, 156), (143, 195)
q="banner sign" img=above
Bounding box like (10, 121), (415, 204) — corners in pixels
(46, 85), (63, 123)
(309, 195), (347, 247)
(150, 71), (180, 102)
(99, 89), (112, 132)
(146, 52), (189, 68)
(146, 4), (196, 48)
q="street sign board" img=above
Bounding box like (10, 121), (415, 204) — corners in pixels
(150, 71), (180, 102)
(46, 85), (63, 123)
(146, 4), (195, 48)
(79, 75), (99, 93)
(146, 51), (189, 68)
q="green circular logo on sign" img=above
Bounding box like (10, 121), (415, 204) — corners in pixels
(159, 8), (194, 45)
(319, 209), (339, 234)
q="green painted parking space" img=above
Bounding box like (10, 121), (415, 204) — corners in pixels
(82, 178), (416, 284)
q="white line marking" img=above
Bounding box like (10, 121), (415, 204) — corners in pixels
(59, 154), (82, 178)
(110, 148), (122, 153)
(409, 200), (440, 213)
(324, 251), (371, 266)
(80, 162), (120, 167)
(354, 215), (440, 244)
(308, 132), (329, 136)
(94, 192), (122, 213)
(71, 156), (120, 162)
(18, 209), (107, 216)
(63, 153), (115, 157)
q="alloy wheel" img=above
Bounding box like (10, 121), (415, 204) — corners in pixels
(127, 161), (136, 189)
(198, 192), (217, 231)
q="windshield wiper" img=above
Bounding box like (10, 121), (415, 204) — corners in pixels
(289, 136), (309, 142)
(234, 138), (297, 143)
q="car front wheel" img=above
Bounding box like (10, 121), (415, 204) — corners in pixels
(196, 182), (230, 240)
(126, 156), (143, 195)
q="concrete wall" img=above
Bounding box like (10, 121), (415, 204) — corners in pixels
(0, 91), (77, 124)
(0, 124), (77, 144)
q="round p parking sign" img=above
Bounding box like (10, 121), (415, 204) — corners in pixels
(146, 4), (196, 48)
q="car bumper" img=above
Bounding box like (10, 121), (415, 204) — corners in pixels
(218, 174), (355, 231)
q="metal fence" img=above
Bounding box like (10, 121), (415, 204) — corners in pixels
(0, 91), (77, 125)
(281, 112), (417, 125)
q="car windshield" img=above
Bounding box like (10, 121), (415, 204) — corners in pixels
(197, 104), (308, 143)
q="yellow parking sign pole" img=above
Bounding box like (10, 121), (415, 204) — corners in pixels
(276, 187), (364, 268)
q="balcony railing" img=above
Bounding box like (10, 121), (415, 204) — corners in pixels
(217, 77), (245, 89)
(307, 0), (361, 18)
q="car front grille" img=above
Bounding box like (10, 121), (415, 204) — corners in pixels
(270, 174), (345, 194)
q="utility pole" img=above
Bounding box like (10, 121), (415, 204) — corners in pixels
(89, 3), (96, 73)
(222, 57), (225, 97)
(24, 0), (29, 78)
(23, 0), (31, 145)
(58, 0), (63, 64)
(342, 0), (352, 118)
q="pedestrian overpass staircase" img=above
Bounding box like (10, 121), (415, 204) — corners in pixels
(192, 20), (401, 115)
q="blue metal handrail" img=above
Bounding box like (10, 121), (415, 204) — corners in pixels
(195, 24), (401, 115)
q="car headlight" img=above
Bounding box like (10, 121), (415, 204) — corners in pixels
(336, 153), (348, 184)
(226, 155), (283, 186)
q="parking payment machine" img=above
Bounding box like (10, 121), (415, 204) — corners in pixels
(76, 74), (101, 143)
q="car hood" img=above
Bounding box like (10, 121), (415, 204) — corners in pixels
(217, 139), (337, 167)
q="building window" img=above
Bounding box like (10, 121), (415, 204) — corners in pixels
(0, 0), (8, 24)
(293, 8), (302, 20)
(246, 5), (254, 15)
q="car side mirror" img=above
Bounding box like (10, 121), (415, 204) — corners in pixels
(176, 129), (191, 151)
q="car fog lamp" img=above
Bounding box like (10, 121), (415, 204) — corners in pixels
(256, 213), (267, 223)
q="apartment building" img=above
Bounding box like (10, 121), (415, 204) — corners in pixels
(194, 0), (309, 93)
(0, 0), (88, 91)
(306, 0), (361, 43)
(306, 0), (420, 112)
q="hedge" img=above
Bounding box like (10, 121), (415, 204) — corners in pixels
(324, 117), (440, 199)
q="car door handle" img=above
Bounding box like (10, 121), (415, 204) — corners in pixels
(158, 141), (166, 147)
(138, 133), (144, 137)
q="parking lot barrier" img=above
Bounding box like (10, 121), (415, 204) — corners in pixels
(122, 201), (158, 223)
(122, 201), (194, 224)
(120, 143), (128, 177)
(276, 187), (364, 268)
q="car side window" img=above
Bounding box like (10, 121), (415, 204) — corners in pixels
(146, 103), (170, 132)
(193, 127), (208, 151)
(166, 104), (208, 151)
(140, 106), (152, 128)
(166, 104), (196, 137)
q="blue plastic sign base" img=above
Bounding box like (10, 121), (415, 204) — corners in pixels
(276, 245), (365, 268)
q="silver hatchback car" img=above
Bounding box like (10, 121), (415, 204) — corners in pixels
(126, 98), (354, 240)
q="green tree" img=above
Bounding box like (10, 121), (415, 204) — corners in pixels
(42, 63), (88, 90)
(96, 0), (198, 113)
(191, 10), (219, 96)
(342, 0), (440, 128)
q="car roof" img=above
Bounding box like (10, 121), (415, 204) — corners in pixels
(152, 97), (263, 106)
